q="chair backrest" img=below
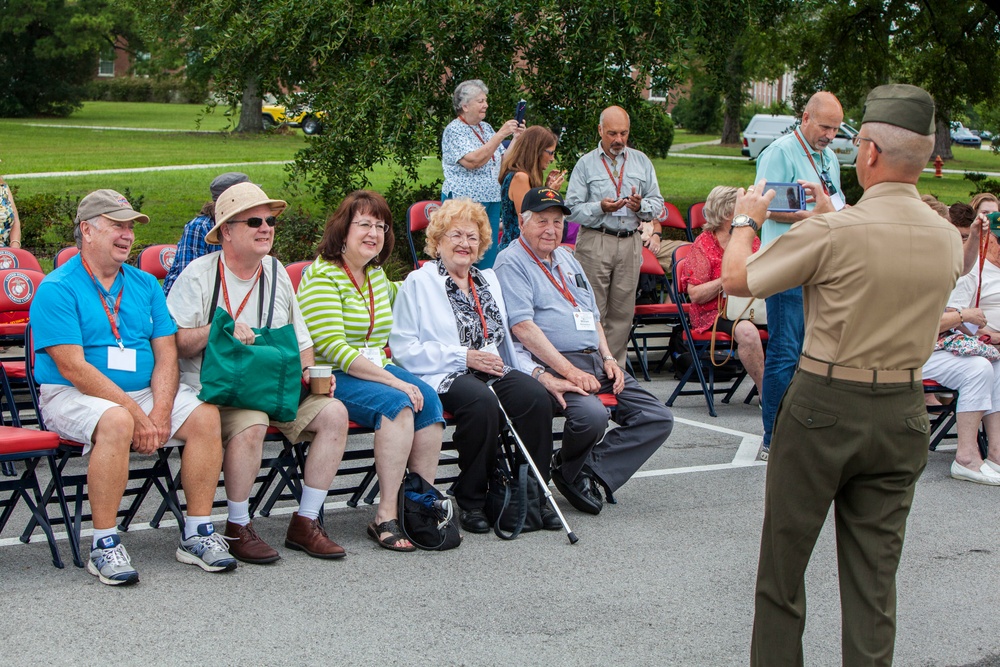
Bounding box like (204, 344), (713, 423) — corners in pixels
(639, 246), (665, 277)
(284, 260), (311, 293)
(0, 269), (45, 340)
(52, 246), (79, 268)
(136, 244), (177, 280)
(406, 200), (442, 269)
(0, 248), (42, 272)
(687, 202), (707, 238)
(670, 244), (695, 298)
(658, 203), (692, 242)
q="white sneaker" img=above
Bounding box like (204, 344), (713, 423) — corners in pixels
(950, 460), (1000, 485)
(985, 459), (1000, 475)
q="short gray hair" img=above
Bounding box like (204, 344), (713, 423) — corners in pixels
(864, 121), (934, 173)
(702, 185), (739, 232)
(74, 215), (103, 248)
(453, 79), (488, 115)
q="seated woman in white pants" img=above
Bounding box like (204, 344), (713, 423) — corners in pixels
(924, 305), (1000, 485)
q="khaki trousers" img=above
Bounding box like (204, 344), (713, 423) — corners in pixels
(751, 370), (929, 667)
(575, 228), (641, 366)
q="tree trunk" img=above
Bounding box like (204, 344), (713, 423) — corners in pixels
(719, 45), (745, 146)
(235, 75), (263, 133)
(933, 114), (953, 160)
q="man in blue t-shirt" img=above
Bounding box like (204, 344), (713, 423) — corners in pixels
(31, 189), (236, 586)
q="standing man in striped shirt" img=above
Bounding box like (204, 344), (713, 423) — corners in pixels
(168, 182), (351, 564)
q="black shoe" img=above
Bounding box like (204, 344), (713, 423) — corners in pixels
(540, 502), (562, 531)
(459, 508), (490, 534)
(550, 464), (603, 515)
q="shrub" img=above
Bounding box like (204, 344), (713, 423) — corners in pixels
(633, 102), (675, 158)
(965, 172), (1000, 198)
(269, 207), (325, 265)
(672, 76), (721, 134)
(85, 76), (208, 104)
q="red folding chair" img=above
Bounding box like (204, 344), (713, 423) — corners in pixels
(687, 202), (707, 240)
(284, 260), (311, 293)
(660, 202), (693, 242)
(405, 201), (442, 269)
(135, 244), (177, 280)
(628, 246), (690, 381)
(0, 247), (43, 272)
(0, 269), (46, 424)
(52, 246), (80, 268)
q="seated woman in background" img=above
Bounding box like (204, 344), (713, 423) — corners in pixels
(497, 125), (564, 251)
(390, 198), (561, 533)
(679, 185), (766, 394)
(297, 190), (445, 552)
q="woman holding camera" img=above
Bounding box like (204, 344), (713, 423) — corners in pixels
(497, 125), (564, 251)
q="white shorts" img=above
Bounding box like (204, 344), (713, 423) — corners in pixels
(39, 383), (205, 454)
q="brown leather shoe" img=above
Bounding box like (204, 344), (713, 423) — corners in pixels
(224, 520), (280, 564)
(284, 512), (346, 560)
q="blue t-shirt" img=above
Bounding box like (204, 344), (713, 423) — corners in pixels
(31, 255), (177, 391)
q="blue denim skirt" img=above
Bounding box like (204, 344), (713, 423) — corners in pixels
(333, 363), (444, 431)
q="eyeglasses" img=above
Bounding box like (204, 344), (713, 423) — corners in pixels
(229, 216), (278, 228)
(852, 135), (882, 154)
(444, 231), (481, 245)
(543, 149), (556, 157)
(353, 221), (390, 234)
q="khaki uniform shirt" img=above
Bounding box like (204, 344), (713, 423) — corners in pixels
(745, 182), (962, 370)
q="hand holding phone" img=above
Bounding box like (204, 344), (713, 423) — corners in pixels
(514, 99), (527, 126)
(764, 182), (806, 212)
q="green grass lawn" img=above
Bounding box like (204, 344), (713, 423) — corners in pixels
(675, 144), (743, 157)
(2, 102), (995, 259)
(672, 129), (722, 145)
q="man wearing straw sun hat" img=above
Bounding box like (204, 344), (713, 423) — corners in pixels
(168, 182), (351, 564)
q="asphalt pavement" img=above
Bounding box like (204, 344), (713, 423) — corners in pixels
(1, 364), (999, 667)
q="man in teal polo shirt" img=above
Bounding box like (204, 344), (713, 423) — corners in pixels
(754, 91), (845, 459)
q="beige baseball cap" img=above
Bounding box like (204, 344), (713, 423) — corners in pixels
(207, 182), (287, 244)
(75, 189), (150, 226)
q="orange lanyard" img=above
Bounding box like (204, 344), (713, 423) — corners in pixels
(467, 276), (489, 341)
(793, 130), (830, 195)
(600, 152), (627, 198)
(976, 223), (990, 307)
(81, 257), (125, 350)
(218, 257), (262, 322)
(518, 238), (577, 307)
(459, 117), (495, 163)
(343, 263), (376, 342)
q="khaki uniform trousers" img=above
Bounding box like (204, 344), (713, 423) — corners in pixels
(575, 228), (641, 366)
(751, 370), (930, 667)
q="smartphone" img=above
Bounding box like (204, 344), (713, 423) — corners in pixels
(514, 99), (527, 125)
(764, 182), (806, 212)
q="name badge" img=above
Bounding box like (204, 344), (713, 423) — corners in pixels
(107, 346), (137, 372)
(830, 192), (846, 211)
(481, 342), (500, 357)
(360, 346), (383, 367)
(573, 311), (596, 331)
(611, 207), (629, 217)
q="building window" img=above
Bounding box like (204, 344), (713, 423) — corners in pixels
(98, 48), (115, 77)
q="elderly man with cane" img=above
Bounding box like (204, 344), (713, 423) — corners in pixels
(722, 85), (963, 666)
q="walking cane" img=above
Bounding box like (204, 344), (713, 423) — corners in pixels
(486, 380), (579, 545)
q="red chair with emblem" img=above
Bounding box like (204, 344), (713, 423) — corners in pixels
(52, 246), (80, 268)
(0, 268), (46, 424)
(406, 200), (442, 269)
(628, 246), (690, 381)
(284, 260), (311, 293)
(687, 202), (707, 240)
(135, 244), (177, 280)
(0, 247), (42, 272)
(661, 202), (692, 242)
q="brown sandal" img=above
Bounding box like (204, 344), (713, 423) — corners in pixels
(366, 520), (416, 552)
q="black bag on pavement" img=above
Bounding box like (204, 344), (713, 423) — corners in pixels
(397, 472), (462, 551)
(485, 460), (543, 540)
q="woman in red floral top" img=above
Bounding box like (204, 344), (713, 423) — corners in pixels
(679, 185), (766, 393)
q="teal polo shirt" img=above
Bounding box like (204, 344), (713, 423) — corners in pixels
(755, 128), (842, 246)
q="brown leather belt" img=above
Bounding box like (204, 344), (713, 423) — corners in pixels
(798, 356), (921, 384)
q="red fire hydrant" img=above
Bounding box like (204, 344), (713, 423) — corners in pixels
(934, 155), (943, 178)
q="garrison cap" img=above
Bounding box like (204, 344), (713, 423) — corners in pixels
(862, 84), (935, 135)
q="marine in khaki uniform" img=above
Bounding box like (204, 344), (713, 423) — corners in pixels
(721, 84), (964, 666)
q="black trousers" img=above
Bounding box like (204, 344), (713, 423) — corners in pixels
(439, 370), (554, 511)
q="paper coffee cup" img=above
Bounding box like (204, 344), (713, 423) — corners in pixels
(308, 365), (333, 395)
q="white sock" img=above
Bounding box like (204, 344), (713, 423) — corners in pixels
(227, 500), (250, 526)
(92, 527), (118, 549)
(297, 485), (327, 521)
(184, 515), (211, 540)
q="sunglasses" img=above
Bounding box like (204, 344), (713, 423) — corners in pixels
(229, 216), (278, 228)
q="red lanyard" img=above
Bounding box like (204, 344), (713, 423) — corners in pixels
(976, 223), (990, 307)
(467, 277), (489, 341)
(218, 257), (262, 322)
(81, 257), (125, 350)
(343, 263), (376, 342)
(600, 152), (627, 198)
(793, 130), (830, 195)
(459, 117), (495, 163)
(518, 238), (577, 307)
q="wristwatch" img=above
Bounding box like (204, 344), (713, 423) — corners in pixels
(731, 214), (759, 232)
